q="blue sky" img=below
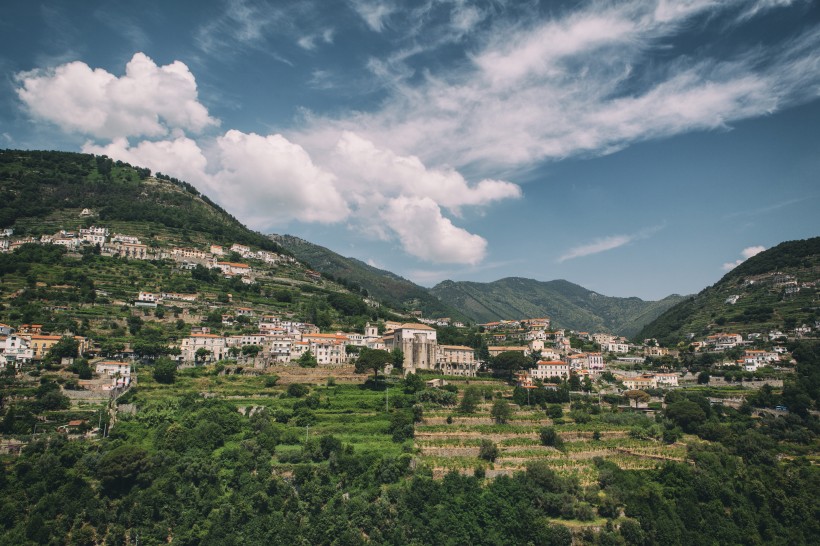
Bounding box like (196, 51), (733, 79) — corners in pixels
(2, 0), (819, 300)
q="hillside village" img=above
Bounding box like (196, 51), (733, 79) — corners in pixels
(2, 221), (816, 393)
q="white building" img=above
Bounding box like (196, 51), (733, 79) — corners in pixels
(530, 360), (571, 381)
(79, 226), (109, 245)
(216, 262), (251, 276)
(603, 342), (630, 353)
(654, 373), (679, 387)
(180, 334), (227, 363)
(437, 345), (478, 376)
(1, 335), (33, 368)
(111, 233), (141, 244)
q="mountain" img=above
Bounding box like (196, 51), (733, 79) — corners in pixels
(0, 150), (283, 253)
(270, 234), (466, 319)
(637, 237), (820, 346)
(430, 277), (686, 337)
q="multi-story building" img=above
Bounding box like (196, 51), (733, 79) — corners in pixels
(79, 226), (109, 245)
(530, 360), (571, 381)
(487, 346), (529, 358)
(180, 334), (226, 363)
(0, 334), (33, 368)
(437, 345), (477, 376)
(383, 323), (438, 374)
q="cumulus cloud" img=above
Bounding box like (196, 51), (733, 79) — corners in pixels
(16, 53), (217, 140)
(211, 130), (349, 226)
(78, 127), (510, 264)
(84, 131), (349, 227)
(722, 246), (766, 271)
(83, 136), (209, 186)
(381, 196), (488, 265)
(331, 131), (521, 212)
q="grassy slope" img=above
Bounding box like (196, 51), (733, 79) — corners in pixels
(637, 237), (820, 345)
(430, 277), (686, 336)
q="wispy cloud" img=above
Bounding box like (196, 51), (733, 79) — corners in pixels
(349, 0), (395, 32)
(558, 235), (634, 263)
(723, 197), (810, 219)
(297, 0), (820, 171)
(721, 245), (766, 271)
(558, 225), (663, 263)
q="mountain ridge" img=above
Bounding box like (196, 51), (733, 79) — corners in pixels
(637, 236), (820, 345)
(270, 234), (467, 320)
(430, 276), (686, 337)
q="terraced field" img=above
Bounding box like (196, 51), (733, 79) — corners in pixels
(414, 383), (694, 484)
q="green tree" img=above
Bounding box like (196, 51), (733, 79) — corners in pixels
(490, 399), (512, 424)
(459, 385), (482, 413)
(355, 348), (392, 380)
(403, 372), (424, 394)
(492, 350), (531, 378)
(297, 350), (318, 368)
(241, 344), (262, 357)
(478, 439), (499, 462)
(625, 389), (650, 408)
(664, 399), (707, 432)
(46, 336), (80, 362)
(195, 347), (211, 365)
(391, 347), (405, 369)
(539, 426), (564, 450)
(152, 357), (177, 384)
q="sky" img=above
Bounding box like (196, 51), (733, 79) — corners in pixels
(2, 0), (819, 300)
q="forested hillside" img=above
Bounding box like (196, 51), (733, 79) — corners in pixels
(272, 234), (465, 319)
(431, 277), (685, 336)
(638, 237), (820, 345)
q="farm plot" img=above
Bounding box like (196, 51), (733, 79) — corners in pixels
(414, 382), (693, 485)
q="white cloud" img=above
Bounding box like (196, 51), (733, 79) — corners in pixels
(722, 245), (766, 270)
(298, 28), (335, 50)
(558, 225), (664, 262)
(211, 130), (349, 226)
(16, 51), (516, 265)
(558, 235), (634, 263)
(82, 136), (209, 187)
(83, 131), (350, 228)
(297, 0), (820, 170)
(331, 131), (521, 212)
(16, 53), (217, 140)
(381, 196), (487, 265)
(349, 0), (395, 32)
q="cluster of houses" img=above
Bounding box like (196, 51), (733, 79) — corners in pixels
(0, 225), (296, 284)
(171, 243), (295, 279)
(0, 226), (155, 260)
(0, 323), (90, 369)
(0, 322), (130, 391)
(175, 319), (481, 376)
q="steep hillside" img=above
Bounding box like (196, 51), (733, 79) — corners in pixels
(271, 234), (466, 319)
(0, 150), (404, 352)
(637, 237), (820, 345)
(0, 150), (281, 251)
(430, 277), (685, 336)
